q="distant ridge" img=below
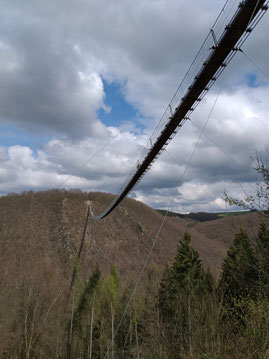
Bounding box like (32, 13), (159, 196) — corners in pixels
(157, 209), (257, 222)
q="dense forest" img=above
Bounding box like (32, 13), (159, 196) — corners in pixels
(1, 222), (269, 358)
(1, 182), (269, 358)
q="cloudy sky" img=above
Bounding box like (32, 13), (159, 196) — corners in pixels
(0, 0), (269, 214)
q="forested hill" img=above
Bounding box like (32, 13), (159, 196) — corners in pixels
(0, 190), (266, 280)
(1, 190), (269, 358)
(157, 209), (257, 222)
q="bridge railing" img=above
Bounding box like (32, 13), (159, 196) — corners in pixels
(92, 0), (268, 219)
(116, 0), (242, 191)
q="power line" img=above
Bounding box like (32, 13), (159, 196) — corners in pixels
(56, 133), (120, 190)
(242, 50), (269, 81)
(27, 132), (121, 219)
(189, 119), (268, 213)
(221, 267), (263, 288)
(164, 147), (226, 212)
(103, 89), (220, 359)
(91, 0), (268, 220)
(20, 132), (121, 244)
(95, 140), (150, 193)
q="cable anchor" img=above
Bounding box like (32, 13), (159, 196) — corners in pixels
(210, 28), (218, 47)
(169, 104), (173, 117)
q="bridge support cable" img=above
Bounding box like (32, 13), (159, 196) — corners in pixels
(91, 0), (268, 220)
(102, 92), (217, 359)
(242, 50), (269, 81)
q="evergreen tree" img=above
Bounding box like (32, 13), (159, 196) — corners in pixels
(72, 268), (102, 358)
(158, 232), (214, 357)
(170, 232), (213, 295)
(74, 267), (101, 328)
(257, 221), (269, 250)
(218, 228), (259, 329)
(219, 228), (258, 302)
(158, 265), (174, 320)
(159, 232), (213, 317)
(256, 222), (269, 298)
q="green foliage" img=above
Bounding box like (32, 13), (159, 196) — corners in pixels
(219, 228), (258, 303)
(105, 264), (120, 302)
(158, 265), (173, 319)
(156, 228), (269, 358)
(243, 298), (269, 355)
(158, 232), (214, 357)
(74, 268), (101, 329)
(71, 265), (125, 359)
(159, 232), (213, 319)
(2, 190), (269, 358)
(256, 222), (269, 298)
(171, 232), (213, 293)
(71, 268), (102, 358)
(257, 221), (269, 250)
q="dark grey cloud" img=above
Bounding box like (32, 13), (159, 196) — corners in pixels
(0, 0), (231, 139)
(0, 0), (269, 213)
(0, 1), (108, 139)
(1, 0), (268, 136)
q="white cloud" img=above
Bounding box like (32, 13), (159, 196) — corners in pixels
(0, 0), (268, 212)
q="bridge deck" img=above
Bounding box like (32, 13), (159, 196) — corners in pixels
(91, 0), (267, 220)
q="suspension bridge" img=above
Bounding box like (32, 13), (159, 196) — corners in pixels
(91, 0), (268, 220)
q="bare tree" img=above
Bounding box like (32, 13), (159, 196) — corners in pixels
(224, 151), (269, 214)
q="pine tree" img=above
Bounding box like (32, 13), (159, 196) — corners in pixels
(74, 267), (101, 327)
(218, 228), (260, 329)
(72, 268), (101, 357)
(256, 222), (269, 298)
(219, 228), (258, 302)
(170, 232), (213, 295)
(158, 264), (174, 320)
(159, 232), (213, 317)
(158, 232), (214, 357)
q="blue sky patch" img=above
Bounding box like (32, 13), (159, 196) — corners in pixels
(0, 124), (49, 156)
(98, 80), (139, 127)
(246, 72), (258, 88)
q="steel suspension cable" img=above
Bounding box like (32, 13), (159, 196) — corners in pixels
(103, 89), (221, 359)
(91, 0), (268, 220)
(189, 119), (269, 214)
(242, 50), (269, 81)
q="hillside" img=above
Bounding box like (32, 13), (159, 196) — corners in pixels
(1, 190), (267, 283)
(1, 190), (269, 357)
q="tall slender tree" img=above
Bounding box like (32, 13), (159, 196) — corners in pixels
(158, 232), (214, 357)
(159, 232), (213, 315)
(256, 222), (269, 298)
(219, 228), (258, 302)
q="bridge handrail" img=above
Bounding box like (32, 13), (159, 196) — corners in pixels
(91, 0), (268, 220)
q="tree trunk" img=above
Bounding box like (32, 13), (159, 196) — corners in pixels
(67, 289), (75, 359)
(89, 307), (94, 359)
(111, 302), (114, 359)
